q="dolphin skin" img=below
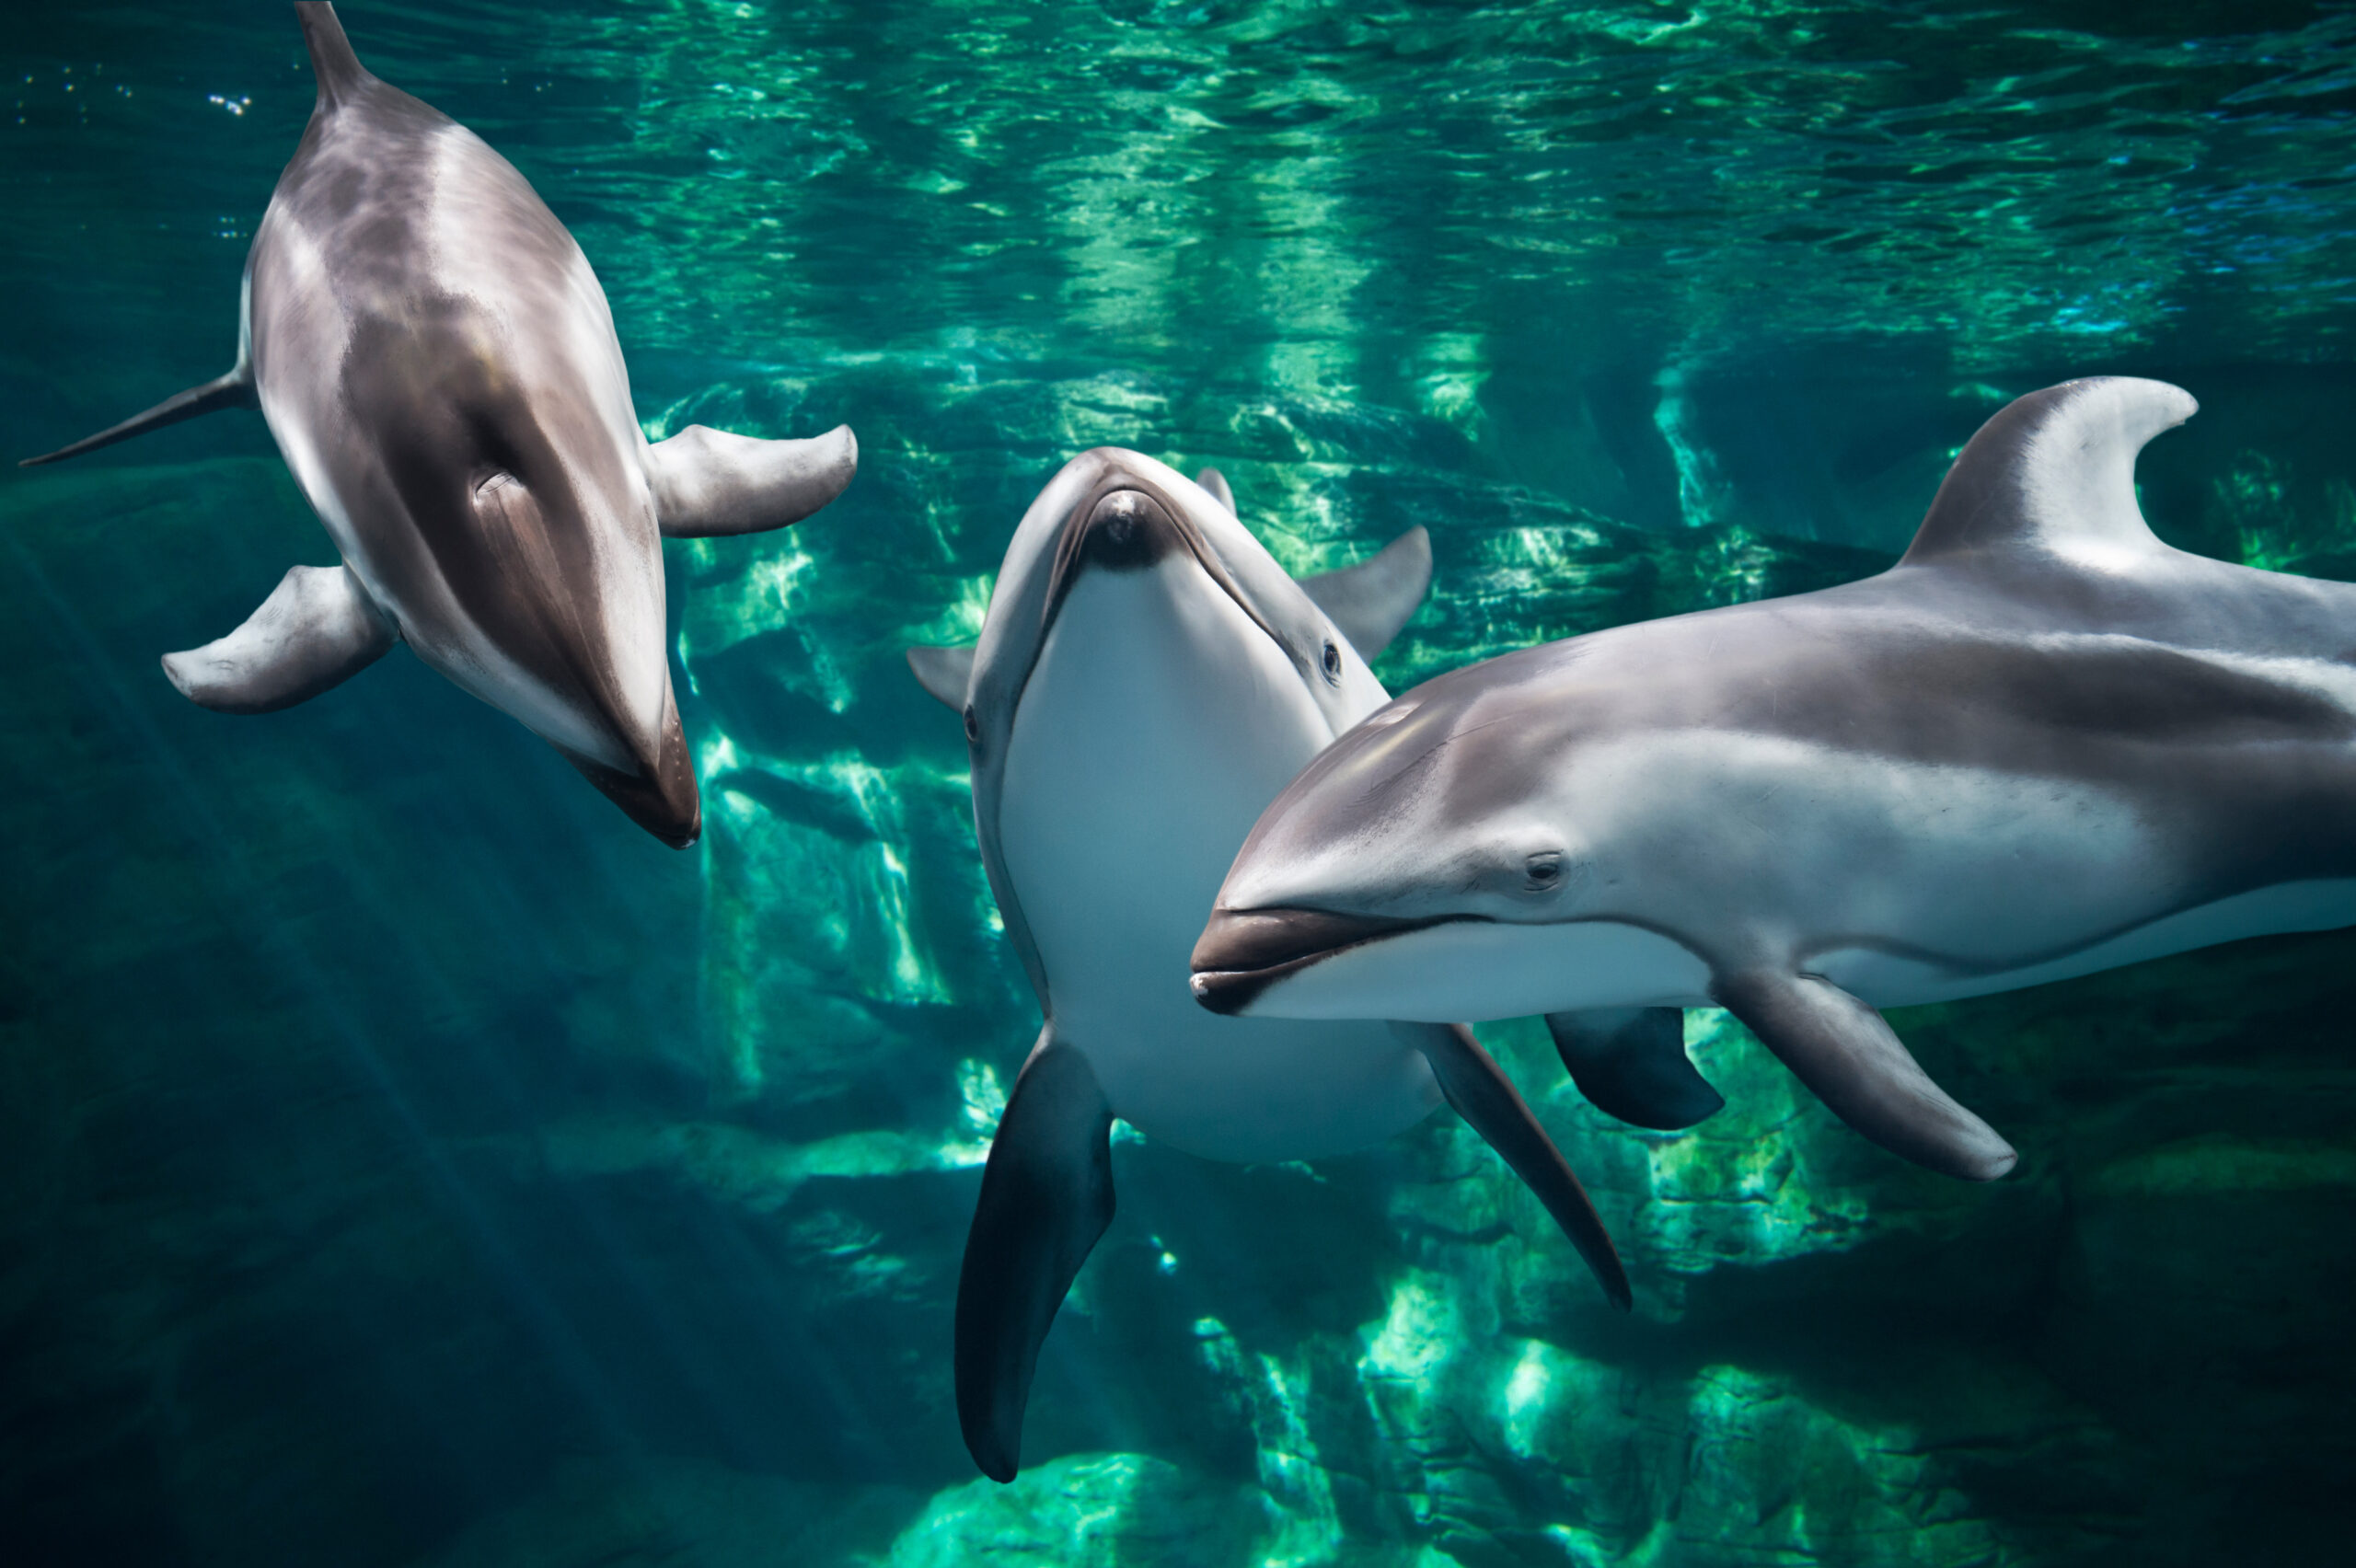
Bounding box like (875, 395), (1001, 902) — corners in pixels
(1193, 376), (2356, 1183)
(21, 4), (857, 847)
(908, 449), (1628, 1482)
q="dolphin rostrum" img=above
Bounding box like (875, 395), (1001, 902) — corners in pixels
(908, 449), (1628, 1482)
(1193, 377), (2356, 1182)
(21, 4), (856, 847)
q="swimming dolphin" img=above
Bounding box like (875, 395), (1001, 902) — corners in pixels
(20, 4), (856, 847)
(907, 449), (1628, 1482)
(1192, 376), (2356, 1183)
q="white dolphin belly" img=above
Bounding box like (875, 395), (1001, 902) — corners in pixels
(1822, 877), (2356, 1006)
(998, 559), (1439, 1160)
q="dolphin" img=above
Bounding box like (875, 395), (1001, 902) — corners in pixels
(907, 449), (1628, 1482)
(1192, 376), (2356, 1183)
(20, 4), (857, 847)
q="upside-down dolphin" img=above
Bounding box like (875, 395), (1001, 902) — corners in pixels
(20, 4), (856, 847)
(908, 449), (1627, 1482)
(1193, 377), (2356, 1182)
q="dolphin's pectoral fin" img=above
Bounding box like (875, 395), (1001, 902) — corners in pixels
(1714, 970), (2016, 1182)
(1195, 467), (1237, 514)
(646, 423), (858, 538)
(20, 366), (256, 467)
(1546, 1008), (1722, 1131)
(161, 564), (398, 714)
(1299, 526), (1432, 661)
(907, 645), (976, 709)
(1415, 1023), (1632, 1309)
(956, 1028), (1115, 1484)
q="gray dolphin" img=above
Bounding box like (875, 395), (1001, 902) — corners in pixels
(1192, 376), (2356, 1182)
(908, 448), (1627, 1482)
(20, 4), (857, 847)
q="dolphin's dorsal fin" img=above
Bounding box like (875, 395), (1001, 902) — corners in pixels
(1900, 376), (2196, 569)
(296, 4), (374, 110)
(1300, 526), (1432, 661)
(907, 645), (976, 709)
(1195, 467), (1236, 514)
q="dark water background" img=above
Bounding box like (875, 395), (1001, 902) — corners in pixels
(5, 4), (2356, 1564)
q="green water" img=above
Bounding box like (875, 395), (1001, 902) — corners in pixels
(5, 4), (2356, 1565)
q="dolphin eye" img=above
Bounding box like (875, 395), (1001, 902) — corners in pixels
(1321, 640), (1342, 683)
(1524, 851), (1565, 891)
(963, 704), (982, 745)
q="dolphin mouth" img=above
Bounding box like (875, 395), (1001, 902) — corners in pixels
(1188, 905), (1465, 1015)
(559, 697), (703, 848)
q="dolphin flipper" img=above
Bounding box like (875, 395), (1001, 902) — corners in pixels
(1195, 467), (1237, 513)
(907, 645), (976, 709)
(646, 423), (858, 538)
(1714, 971), (2016, 1182)
(1546, 1008), (1723, 1131)
(19, 367), (257, 468)
(956, 1028), (1115, 1484)
(162, 563), (398, 714)
(1300, 527), (1432, 661)
(1415, 1024), (1631, 1309)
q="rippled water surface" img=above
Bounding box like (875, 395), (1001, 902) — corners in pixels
(6, 5), (2356, 1566)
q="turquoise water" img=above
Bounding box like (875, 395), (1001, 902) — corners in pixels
(5, 4), (2356, 1564)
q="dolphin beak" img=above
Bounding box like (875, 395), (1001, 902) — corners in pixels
(562, 692), (703, 848)
(1188, 905), (1442, 1015)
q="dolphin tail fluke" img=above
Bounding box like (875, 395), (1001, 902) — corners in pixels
(955, 1028), (1114, 1483)
(162, 563), (398, 714)
(647, 423), (858, 538)
(1546, 1008), (1723, 1131)
(907, 645), (976, 709)
(19, 368), (256, 468)
(1300, 526), (1433, 661)
(296, 4), (373, 110)
(1715, 970), (2016, 1182)
(1416, 1023), (1632, 1310)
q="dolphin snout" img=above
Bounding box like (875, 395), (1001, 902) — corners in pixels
(1188, 905), (1442, 1015)
(1081, 489), (1183, 571)
(564, 698), (703, 848)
